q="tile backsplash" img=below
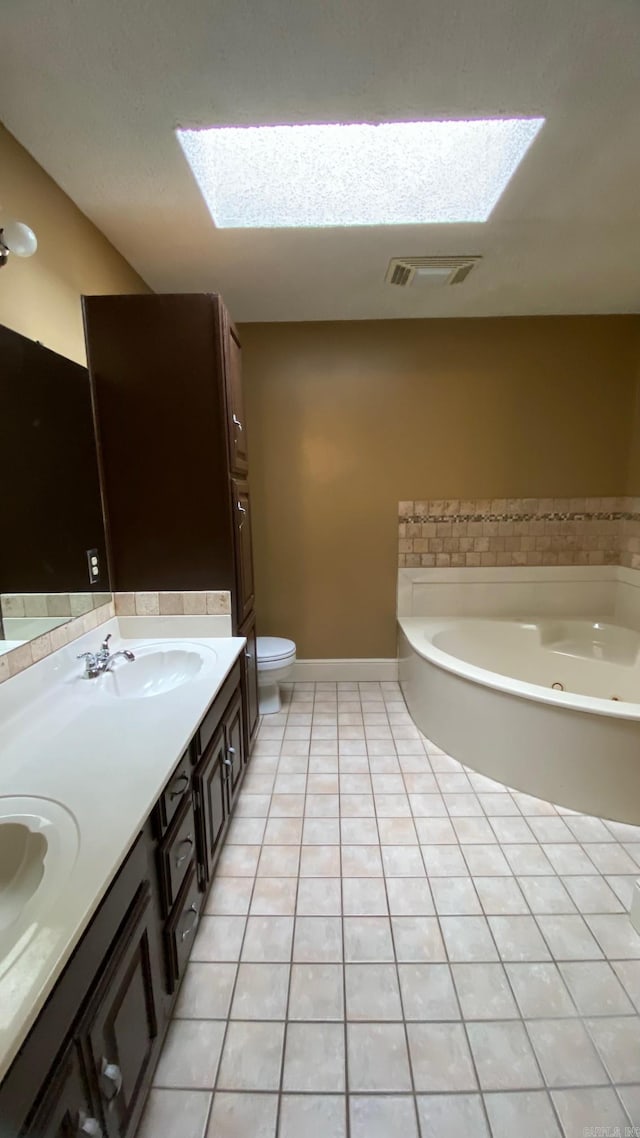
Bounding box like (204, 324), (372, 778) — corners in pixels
(0, 591), (112, 619)
(398, 497), (640, 569)
(0, 599), (116, 684)
(0, 591), (232, 684)
(114, 591), (231, 616)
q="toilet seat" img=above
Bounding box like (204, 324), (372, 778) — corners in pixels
(257, 636), (296, 671)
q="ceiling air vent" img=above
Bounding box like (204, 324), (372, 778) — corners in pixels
(385, 255), (481, 288)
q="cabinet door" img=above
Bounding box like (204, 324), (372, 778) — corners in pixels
(193, 726), (227, 886)
(85, 889), (158, 1138)
(225, 323), (249, 475)
(239, 611), (259, 747)
(25, 1043), (100, 1138)
(231, 478), (255, 626)
(224, 690), (245, 800)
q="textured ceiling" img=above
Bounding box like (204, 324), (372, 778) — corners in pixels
(2, 0), (640, 321)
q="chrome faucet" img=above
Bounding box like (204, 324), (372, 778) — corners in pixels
(77, 633), (136, 679)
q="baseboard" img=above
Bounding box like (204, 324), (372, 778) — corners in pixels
(291, 658), (399, 681)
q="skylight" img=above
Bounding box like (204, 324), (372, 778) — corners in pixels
(176, 118), (544, 229)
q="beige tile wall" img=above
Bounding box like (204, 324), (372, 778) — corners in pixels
(620, 498), (640, 571)
(113, 591), (231, 617)
(398, 497), (638, 569)
(1, 592), (112, 619)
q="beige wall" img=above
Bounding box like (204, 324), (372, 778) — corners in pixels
(626, 364), (640, 496)
(0, 124), (148, 364)
(241, 316), (640, 659)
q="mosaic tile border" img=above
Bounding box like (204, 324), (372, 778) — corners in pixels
(398, 497), (640, 570)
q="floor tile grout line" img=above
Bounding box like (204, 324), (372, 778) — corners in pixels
(371, 710), (421, 1128)
(150, 1080), (632, 1094)
(210, 690), (294, 1112)
(202, 808), (260, 1126)
(272, 686), (305, 1137)
(338, 706), (351, 1138)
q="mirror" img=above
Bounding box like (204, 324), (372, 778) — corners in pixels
(0, 324), (111, 654)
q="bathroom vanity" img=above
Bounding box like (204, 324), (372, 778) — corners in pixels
(0, 625), (250, 1138)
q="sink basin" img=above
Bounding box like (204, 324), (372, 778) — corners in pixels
(0, 797), (79, 975)
(0, 824), (47, 933)
(97, 644), (215, 700)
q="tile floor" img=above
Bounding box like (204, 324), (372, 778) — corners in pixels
(138, 681), (640, 1138)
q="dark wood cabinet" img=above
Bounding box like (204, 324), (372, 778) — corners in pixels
(224, 690), (244, 801)
(154, 751), (192, 837)
(231, 478), (255, 626)
(193, 725), (228, 889)
(224, 319), (249, 476)
(82, 293), (259, 755)
(239, 611), (259, 746)
(157, 797), (197, 917)
(164, 864), (201, 994)
(25, 1043), (97, 1138)
(84, 889), (158, 1138)
(0, 663), (250, 1138)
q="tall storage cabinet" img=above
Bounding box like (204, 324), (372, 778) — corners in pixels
(82, 293), (259, 744)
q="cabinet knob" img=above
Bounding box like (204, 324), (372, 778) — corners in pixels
(100, 1059), (123, 1101)
(169, 772), (189, 799)
(232, 414), (243, 432)
(180, 902), (200, 941)
(78, 1114), (103, 1138)
(227, 746), (236, 756)
(175, 834), (194, 868)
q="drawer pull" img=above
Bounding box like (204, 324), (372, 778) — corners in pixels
(175, 835), (194, 868)
(169, 772), (189, 799)
(100, 1059), (123, 1100)
(78, 1115), (103, 1138)
(227, 746), (236, 757)
(180, 903), (200, 942)
(233, 413), (243, 431)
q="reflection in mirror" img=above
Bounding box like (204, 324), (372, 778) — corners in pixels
(0, 324), (111, 656)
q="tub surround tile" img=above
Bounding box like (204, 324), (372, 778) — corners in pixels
(397, 496), (640, 568)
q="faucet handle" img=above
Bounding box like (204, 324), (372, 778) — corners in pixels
(77, 651), (94, 661)
(100, 633), (112, 652)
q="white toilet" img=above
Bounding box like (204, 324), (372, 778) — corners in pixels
(256, 636), (297, 714)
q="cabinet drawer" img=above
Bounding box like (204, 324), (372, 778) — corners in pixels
(154, 751), (192, 836)
(157, 797), (196, 918)
(164, 864), (201, 994)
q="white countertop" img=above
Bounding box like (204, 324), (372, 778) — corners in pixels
(0, 616), (245, 1082)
